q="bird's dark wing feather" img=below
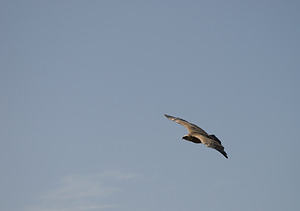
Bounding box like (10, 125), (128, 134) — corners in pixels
(216, 148), (228, 158)
(209, 134), (222, 144)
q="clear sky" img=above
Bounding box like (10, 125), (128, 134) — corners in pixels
(1, 1), (300, 211)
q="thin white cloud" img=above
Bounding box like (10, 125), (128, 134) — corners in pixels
(96, 170), (141, 181)
(25, 171), (141, 211)
(40, 175), (118, 200)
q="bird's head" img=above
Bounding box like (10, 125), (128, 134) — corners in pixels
(182, 135), (191, 141)
(182, 135), (202, 144)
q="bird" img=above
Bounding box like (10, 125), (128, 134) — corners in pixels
(164, 114), (228, 158)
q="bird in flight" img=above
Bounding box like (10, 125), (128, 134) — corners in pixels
(164, 114), (228, 158)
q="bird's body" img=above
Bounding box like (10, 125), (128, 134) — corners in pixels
(164, 114), (228, 158)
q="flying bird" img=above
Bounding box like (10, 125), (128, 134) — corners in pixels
(164, 114), (228, 158)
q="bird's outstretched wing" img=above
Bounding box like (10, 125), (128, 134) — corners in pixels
(164, 114), (208, 136)
(192, 133), (228, 158)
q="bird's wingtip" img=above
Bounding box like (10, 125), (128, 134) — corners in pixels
(217, 149), (228, 159)
(164, 114), (171, 118)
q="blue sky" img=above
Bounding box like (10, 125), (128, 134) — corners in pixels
(1, 1), (300, 210)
